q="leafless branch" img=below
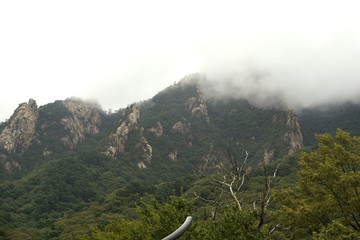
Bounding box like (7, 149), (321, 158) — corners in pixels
(255, 164), (280, 232)
(194, 190), (226, 222)
(196, 145), (280, 235)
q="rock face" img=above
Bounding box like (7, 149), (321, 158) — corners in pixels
(60, 98), (102, 149)
(171, 118), (191, 135)
(171, 118), (193, 147)
(284, 110), (304, 154)
(0, 153), (21, 172)
(199, 143), (224, 172)
(263, 149), (275, 165)
(136, 137), (152, 169)
(0, 99), (39, 153)
(104, 104), (153, 168)
(147, 122), (163, 136)
(186, 89), (210, 123)
(105, 104), (140, 157)
(168, 149), (177, 161)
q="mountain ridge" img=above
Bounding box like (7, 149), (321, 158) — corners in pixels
(0, 75), (304, 176)
(1, 75), (360, 177)
(1, 75), (360, 239)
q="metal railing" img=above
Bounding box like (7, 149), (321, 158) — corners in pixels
(161, 216), (193, 240)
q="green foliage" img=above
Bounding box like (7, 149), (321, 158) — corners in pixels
(77, 195), (197, 240)
(275, 129), (360, 238)
(78, 194), (270, 240)
(314, 221), (360, 240)
(200, 205), (264, 240)
(207, 99), (292, 163)
(37, 101), (72, 138)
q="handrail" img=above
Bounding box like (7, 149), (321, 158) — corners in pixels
(161, 216), (193, 240)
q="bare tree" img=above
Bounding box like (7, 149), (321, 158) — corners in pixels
(254, 164), (280, 234)
(195, 146), (280, 234)
(210, 150), (249, 211)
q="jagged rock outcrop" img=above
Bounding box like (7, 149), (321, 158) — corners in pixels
(104, 104), (153, 168)
(136, 136), (152, 169)
(42, 148), (52, 157)
(168, 149), (177, 161)
(105, 104), (140, 157)
(171, 118), (191, 135)
(137, 162), (146, 169)
(262, 149), (275, 165)
(60, 98), (102, 149)
(171, 118), (194, 147)
(0, 99), (38, 153)
(186, 89), (210, 123)
(283, 110), (304, 154)
(3, 159), (21, 172)
(0, 153), (21, 172)
(199, 143), (224, 172)
(147, 121), (163, 136)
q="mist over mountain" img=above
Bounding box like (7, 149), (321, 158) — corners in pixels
(1, 73), (360, 239)
(199, 58), (360, 111)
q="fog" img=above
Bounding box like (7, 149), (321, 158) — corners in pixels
(1, 0), (360, 121)
(198, 37), (360, 110)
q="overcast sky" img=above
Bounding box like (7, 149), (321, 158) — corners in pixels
(1, 0), (360, 121)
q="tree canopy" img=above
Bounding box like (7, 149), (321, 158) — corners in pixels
(275, 129), (360, 239)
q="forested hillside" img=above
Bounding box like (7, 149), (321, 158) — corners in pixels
(1, 75), (360, 239)
(298, 102), (360, 146)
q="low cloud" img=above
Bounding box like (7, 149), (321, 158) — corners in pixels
(195, 34), (360, 110)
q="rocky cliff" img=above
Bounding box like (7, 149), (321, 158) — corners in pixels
(0, 98), (106, 171)
(136, 136), (152, 169)
(37, 98), (104, 151)
(284, 110), (304, 154)
(186, 88), (210, 123)
(60, 98), (102, 149)
(104, 104), (152, 168)
(105, 104), (140, 156)
(147, 121), (163, 136)
(0, 99), (38, 153)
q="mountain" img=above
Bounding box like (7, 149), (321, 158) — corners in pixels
(0, 75), (303, 177)
(0, 74), (359, 239)
(0, 98), (106, 177)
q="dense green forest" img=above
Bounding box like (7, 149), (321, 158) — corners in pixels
(75, 129), (360, 239)
(1, 131), (358, 239)
(1, 79), (360, 239)
(0, 142), (304, 239)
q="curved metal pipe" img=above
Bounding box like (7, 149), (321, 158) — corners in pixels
(162, 216), (193, 240)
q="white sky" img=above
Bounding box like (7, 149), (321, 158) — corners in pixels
(1, 0), (360, 121)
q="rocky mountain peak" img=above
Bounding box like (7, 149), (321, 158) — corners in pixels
(28, 98), (38, 111)
(59, 98), (103, 149)
(0, 99), (39, 153)
(123, 104), (140, 125)
(177, 73), (205, 86)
